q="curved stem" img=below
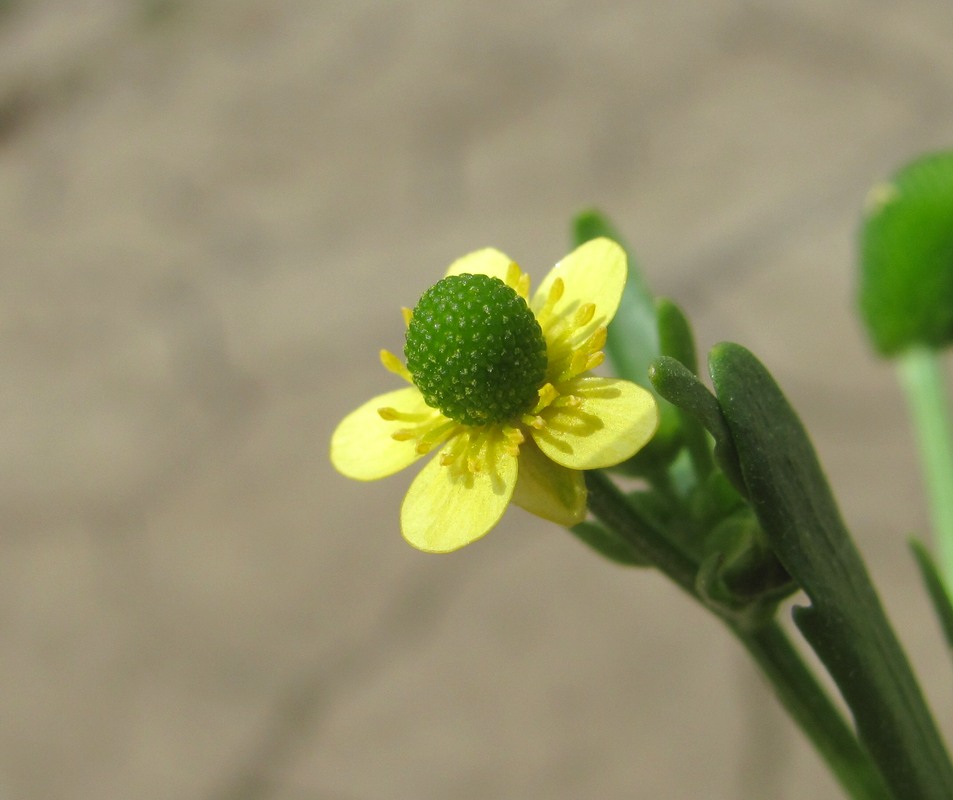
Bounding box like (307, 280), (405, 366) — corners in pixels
(584, 470), (696, 593)
(735, 622), (891, 800)
(585, 469), (890, 800)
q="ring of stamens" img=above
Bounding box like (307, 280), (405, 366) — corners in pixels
(378, 263), (609, 476)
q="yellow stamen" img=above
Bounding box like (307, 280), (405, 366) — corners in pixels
(416, 420), (458, 452)
(564, 349), (602, 381)
(380, 350), (413, 383)
(387, 411), (458, 454)
(587, 325), (607, 352)
(378, 405), (432, 422)
(502, 426), (524, 457)
(584, 351), (605, 371)
(553, 324), (608, 382)
(554, 394), (582, 408)
(504, 261), (531, 300)
(536, 278), (565, 328)
(401, 307), (413, 327)
(504, 427), (525, 445)
(517, 273), (530, 299)
(532, 382), (560, 413)
(416, 439), (440, 455)
(574, 302), (596, 328)
(439, 446), (459, 466)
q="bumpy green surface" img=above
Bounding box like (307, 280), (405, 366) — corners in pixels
(860, 150), (953, 355)
(405, 273), (547, 425)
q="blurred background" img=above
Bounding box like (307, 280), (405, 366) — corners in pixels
(2, 1), (953, 798)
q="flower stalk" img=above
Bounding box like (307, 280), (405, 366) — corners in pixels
(897, 346), (953, 591)
(584, 469), (890, 800)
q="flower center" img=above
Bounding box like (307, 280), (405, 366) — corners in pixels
(404, 273), (548, 426)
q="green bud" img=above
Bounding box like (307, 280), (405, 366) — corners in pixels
(859, 150), (953, 355)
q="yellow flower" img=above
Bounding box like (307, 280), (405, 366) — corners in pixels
(330, 238), (659, 553)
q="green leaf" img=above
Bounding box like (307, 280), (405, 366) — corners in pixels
(696, 509), (796, 631)
(709, 341), (953, 800)
(859, 150), (953, 355)
(910, 538), (953, 657)
(657, 297), (698, 375)
(649, 355), (744, 494)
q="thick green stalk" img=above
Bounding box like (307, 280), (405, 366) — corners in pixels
(584, 470), (696, 594)
(710, 342), (953, 799)
(584, 470), (889, 800)
(897, 346), (953, 590)
(736, 623), (891, 800)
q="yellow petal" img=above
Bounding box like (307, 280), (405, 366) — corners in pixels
(532, 238), (626, 340)
(532, 377), (659, 470)
(444, 247), (516, 281)
(330, 387), (437, 481)
(511, 438), (586, 526)
(401, 435), (517, 553)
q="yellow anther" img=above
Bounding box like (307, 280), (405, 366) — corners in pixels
(401, 307), (413, 327)
(521, 414), (546, 429)
(378, 405), (430, 422)
(532, 382), (559, 413)
(504, 427), (525, 445)
(535, 278), (565, 330)
(586, 326), (607, 352)
(416, 420), (457, 453)
(574, 303), (596, 328)
(504, 260), (532, 300)
(584, 352), (605, 371)
(380, 350), (413, 382)
(505, 261), (521, 290)
(501, 426), (525, 456)
(567, 351), (590, 378)
(516, 273), (530, 300)
(555, 394), (582, 408)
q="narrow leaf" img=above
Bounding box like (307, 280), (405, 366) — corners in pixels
(709, 341), (953, 800)
(910, 538), (953, 656)
(649, 355), (744, 494)
(657, 298), (698, 375)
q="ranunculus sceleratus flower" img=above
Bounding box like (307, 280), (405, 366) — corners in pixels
(330, 238), (659, 552)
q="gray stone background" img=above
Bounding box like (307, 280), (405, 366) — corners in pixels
(2, 1), (952, 798)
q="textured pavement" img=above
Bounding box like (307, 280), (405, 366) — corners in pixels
(2, 2), (953, 798)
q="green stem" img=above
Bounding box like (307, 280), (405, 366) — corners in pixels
(584, 470), (697, 594)
(897, 347), (953, 590)
(585, 469), (890, 800)
(735, 622), (891, 800)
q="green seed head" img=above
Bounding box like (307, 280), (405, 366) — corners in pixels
(404, 273), (548, 426)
